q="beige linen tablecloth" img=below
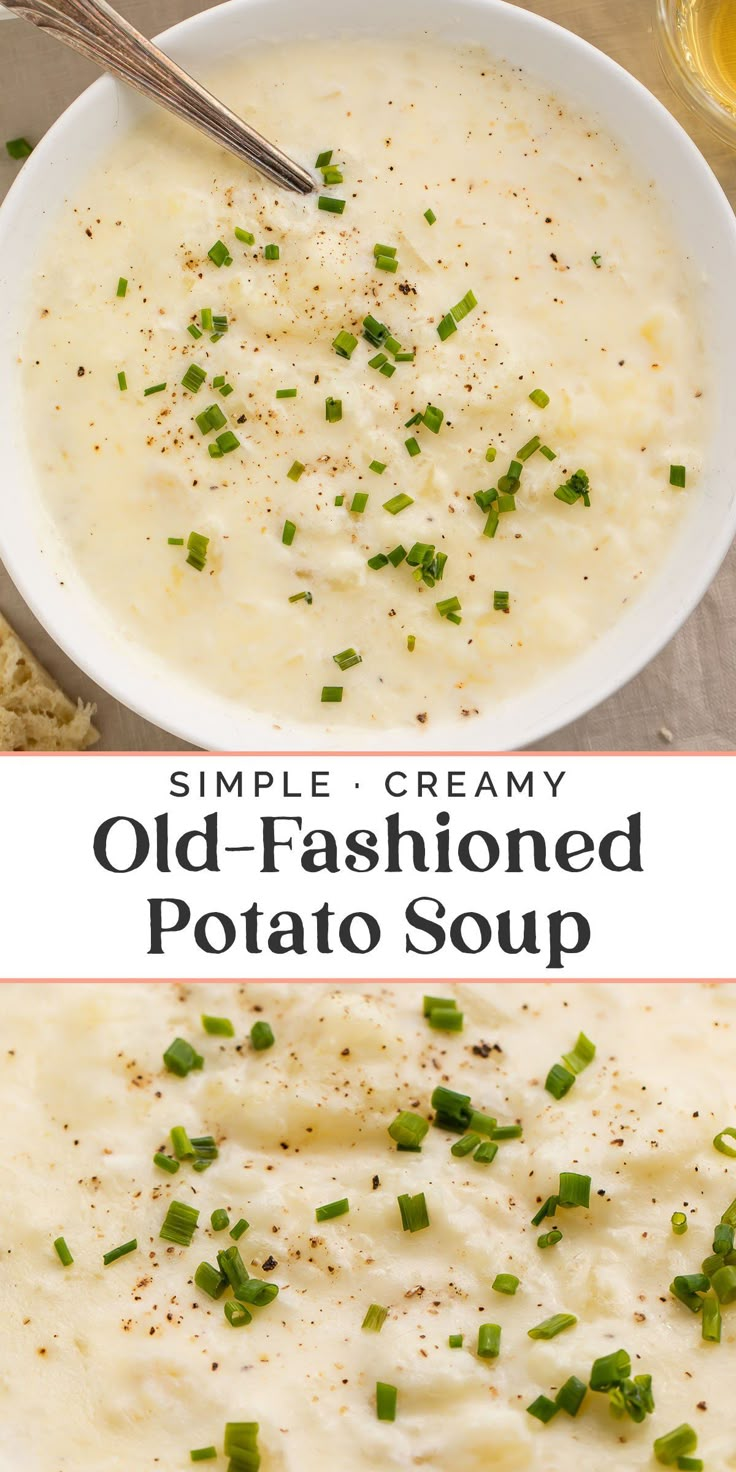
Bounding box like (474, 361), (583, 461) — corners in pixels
(1, 0), (734, 751)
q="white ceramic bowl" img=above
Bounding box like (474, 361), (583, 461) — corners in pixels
(1, 0), (735, 751)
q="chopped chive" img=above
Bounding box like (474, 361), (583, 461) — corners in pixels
(407, 634), (416, 651)
(540, 444), (557, 460)
(431, 1084), (473, 1132)
(368, 553), (389, 570)
(531, 1195), (558, 1227)
(350, 493), (368, 514)
(395, 350), (415, 362)
(219, 383), (234, 397)
(103, 1238), (137, 1266)
(653, 1426), (697, 1465)
(555, 469), (591, 507)
(217, 1243), (248, 1290)
(589, 1349), (631, 1389)
(185, 529), (210, 571)
(235, 1278), (279, 1307)
(321, 685), (343, 703)
(117, 370), (127, 391)
(187, 323), (203, 339)
(369, 459), (386, 474)
(517, 435), (541, 461)
(369, 353), (388, 371)
(208, 240), (232, 267)
(362, 1303), (388, 1332)
(714, 1127), (736, 1157)
(333, 647), (362, 670)
(556, 1376), (587, 1417)
(195, 403), (227, 434)
(493, 590), (510, 613)
(527, 1395), (558, 1424)
(276, 387), (297, 399)
(670, 1273), (710, 1311)
(474, 1141), (498, 1165)
(144, 382), (167, 396)
(164, 1038), (204, 1077)
(492, 1273), (519, 1295)
(264, 243), (280, 260)
(437, 312), (457, 341)
(160, 1200), (199, 1247)
(373, 243), (397, 259)
(181, 363), (207, 394)
(321, 165), (344, 185)
(334, 494), (345, 506)
(468, 1109), (498, 1138)
(529, 388), (550, 408)
(405, 437), (421, 457)
(448, 1333), (463, 1347)
(325, 397), (342, 423)
(422, 404), (444, 434)
(194, 1260), (228, 1299)
(424, 208), (437, 224)
(211, 1209), (230, 1232)
(318, 196), (346, 213)
(251, 1020), (275, 1051)
(230, 1218), (249, 1240)
(490, 1124), (523, 1141)
(202, 1014), (234, 1037)
(477, 1323), (501, 1359)
(436, 595), (461, 622)
(677, 1462), (703, 1472)
(713, 1222), (734, 1254)
(561, 1033), (596, 1075)
(315, 1197), (349, 1222)
(397, 1191), (429, 1233)
(289, 588), (312, 605)
(171, 1126), (194, 1160)
(557, 1172), (591, 1209)
(452, 289), (477, 322)
(234, 226), (255, 245)
(315, 149), (333, 168)
(116, 276), (128, 298)
(538, 1228), (563, 1248)
(282, 520), (296, 546)
(383, 493), (413, 515)
(376, 1382), (397, 1422)
(388, 1111), (429, 1149)
(451, 1132), (481, 1157)
(545, 1063), (575, 1099)
(287, 460), (305, 482)
(375, 254), (398, 272)
(485, 446), (497, 463)
(225, 1299), (252, 1327)
(54, 1236), (73, 1266)
(483, 507), (500, 539)
(670, 464), (687, 488)
(333, 329), (358, 359)
(6, 137), (34, 159)
(428, 1006), (463, 1032)
(424, 995), (457, 1018)
(711, 1264), (736, 1302)
(154, 1152), (180, 1175)
(200, 308), (213, 332)
(224, 1426), (259, 1460)
(190, 1449), (217, 1462)
(527, 1313), (577, 1340)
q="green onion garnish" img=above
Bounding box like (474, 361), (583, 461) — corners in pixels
(383, 493), (413, 515)
(230, 1218), (249, 1241)
(517, 435), (541, 461)
(670, 465), (687, 488)
(181, 363), (207, 394)
(671, 1211), (688, 1236)
(528, 1313), (577, 1340)
(369, 353), (388, 371)
(190, 1448), (217, 1462)
(264, 243), (280, 260)
(527, 1396), (558, 1424)
(711, 1264), (736, 1302)
(117, 371), (127, 391)
(195, 403), (227, 435)
(451, 1132), (481, 1157)
(714, 1127), (736, 1156)
(276, 387), (297, 399)
(282, 520), (296, 546)
(362, 1304), (388, 1332)
(538, 1228), (563, 1248)
(208, 240), (232, 267)
(224, 1300), (252, 1327)
(529, 388), (550, 408)
(422, 404), (444, 434)
(376, 1382), (397, 1422)
(428, 1006), (463, 1032)
(321, 686), (343, 703)
(369, 459), (386, 474)
(333, 647), (362, 671)
(407, 634), (416, 651)
(437, 312), (457, 342)
(6, 137), (33, 159)
(160, 1200), (199, 1247)
(531, 1195), (558, 1227)
(163, 1038), (204, 1077)
(540, 444), (557, 460)
(424, 208), (437, 224)
(375, 254), (398, 272)
(702, 1295), (722, 1342)
(493, 590), (509, 613)
(211, 1209), (229, 1232)
(235, 1278), (279, 1307)
(490, 1124), (523, 1141)
(235, 226), (255, 245)
(153, 1152), (180, 1175)
(492, 1273), (519, 1295)
(350, 493), (368, 514)
(251, 1020), (275, 1051)
(558, 1172), (591, 1209)
(448, 1333), (463, 1347)
(561, 1033), (596, 1075)
(167, 537), (184, 545)
(325, 397), (342, 423)
(116, 276), (128, 298)
(144, 382), (167, 397)
(431, 1084), (473, 1132)
(187, 323), (203, 339)
(318, 196), (346, 214)
(670, 1273), (710, 1312)
(289, 590), (313, 604)
(321, 165), (344, 185)
(405, 437), (421, 457)
(186, 530), (210, 570)
(555, 470), (590, 507)
(315, 1198), (349, 1222)
(333, 329), (358, 359)
(397, 1191), (429, 1233)
(171, 1126), (194, 1160)
(556, 1376), (587, 1417)
(436, 595), (462, 623)
(589, 1349), (631, 1389)
(194, 1260), (228, 1299)
(217, 1243), (248, 1290)
(477, 1323), (501, 1359)
(103, 1238), (137, 1266)
(452, 288), (477, 321)
(202, 1014), (234, 1037)
(54, 1236), (73, 1266)
(653, 1426), (697, 1465)
(474, 1141), (498, 1165)
(388, 1111), (429, 1149)
(315, 149), (333, 167)
(545, 1063), (575, 1099)
(287, 461), (305, 482)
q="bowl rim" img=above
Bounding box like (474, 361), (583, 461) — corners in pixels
(1, 0), (735, 752)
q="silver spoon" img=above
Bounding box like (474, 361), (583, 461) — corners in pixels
(2, 0), (315, 194)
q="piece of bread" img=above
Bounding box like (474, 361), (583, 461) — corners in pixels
(0, 611), (98, 751)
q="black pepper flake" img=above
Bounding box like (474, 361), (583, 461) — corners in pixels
(262, 1255), (277, 1273)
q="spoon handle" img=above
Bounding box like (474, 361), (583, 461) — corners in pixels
(3, 0), (315, 194)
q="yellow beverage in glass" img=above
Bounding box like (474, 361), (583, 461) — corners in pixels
(657, 0), (736, 143)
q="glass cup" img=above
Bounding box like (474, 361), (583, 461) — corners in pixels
(655, 0), (736, 146)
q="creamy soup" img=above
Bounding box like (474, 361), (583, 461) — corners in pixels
(23, 41), (707, 730)
(1, 981), (735, 1471)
